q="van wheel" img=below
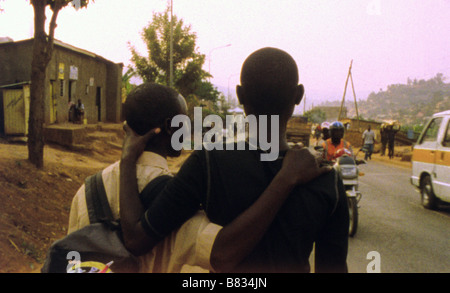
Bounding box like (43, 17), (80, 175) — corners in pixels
(421, 176), (438, 210)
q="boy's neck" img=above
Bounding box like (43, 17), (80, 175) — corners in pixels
(279, 133), (289, 151)
(145, 144), (168, 159)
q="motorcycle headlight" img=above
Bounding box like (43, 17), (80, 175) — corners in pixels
(341, 166), (357, 178)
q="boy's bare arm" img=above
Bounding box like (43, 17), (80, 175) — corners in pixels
(210, 148), (332, 272)
(119, 124), (161, 255)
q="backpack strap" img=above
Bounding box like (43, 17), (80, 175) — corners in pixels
(85, 171), (114, 224)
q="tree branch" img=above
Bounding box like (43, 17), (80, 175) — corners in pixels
(43, 0), (66, 63)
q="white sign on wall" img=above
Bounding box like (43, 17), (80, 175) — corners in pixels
(70, 66), (78, 80)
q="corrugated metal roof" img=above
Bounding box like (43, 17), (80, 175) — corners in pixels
(0, 38), (122, 65)
(0, 81), (31, 89)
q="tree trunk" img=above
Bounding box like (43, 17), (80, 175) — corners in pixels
(28, 1), (48, 169)
(28, 0), (62, 169)
(28, 46), (47, 168)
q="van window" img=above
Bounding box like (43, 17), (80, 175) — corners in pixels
(420, 117), (442, 143)
(443, 120), (450, 147)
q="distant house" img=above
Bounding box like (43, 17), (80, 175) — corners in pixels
(0, 38), (123, 135)
(229, 106), (244, 115)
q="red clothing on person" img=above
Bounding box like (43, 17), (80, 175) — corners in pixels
(322, 139), (352, 161)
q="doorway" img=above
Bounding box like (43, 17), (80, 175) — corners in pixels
(96, 87), (101, 122)
(49, 81), (57, 123)
(68, 80), (74, 102)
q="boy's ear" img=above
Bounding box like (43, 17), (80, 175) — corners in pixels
(163, 118), (173, 135)
(294, 84), (305, 105)
(236, 85), (246, 105)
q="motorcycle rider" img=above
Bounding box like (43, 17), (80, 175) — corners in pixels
(315, 122), (330, 147)
(321, 121), (331, 141)
(322, 121), (353, 161)
(321, 121), (363, 237)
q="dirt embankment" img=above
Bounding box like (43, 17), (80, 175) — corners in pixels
(0, 124), (189, 273)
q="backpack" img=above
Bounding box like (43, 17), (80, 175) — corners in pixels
(41, 171), (140, 273)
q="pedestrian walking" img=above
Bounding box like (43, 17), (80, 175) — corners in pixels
(362, 125), (376, 160)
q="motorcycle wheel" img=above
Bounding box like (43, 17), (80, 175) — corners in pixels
(348, 196), (358, 237)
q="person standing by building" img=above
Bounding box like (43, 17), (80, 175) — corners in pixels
(75, 99), (85, 123)
(68, 100), (76, 122)
(362, 125), (376, 160)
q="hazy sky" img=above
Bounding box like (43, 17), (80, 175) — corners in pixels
(1, 0), (450, 111)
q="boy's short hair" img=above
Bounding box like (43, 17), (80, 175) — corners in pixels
(240, 47), (299, 116)
(123, 83), (181, 135)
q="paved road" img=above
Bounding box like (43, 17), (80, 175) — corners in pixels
(346, 160), (450, 273)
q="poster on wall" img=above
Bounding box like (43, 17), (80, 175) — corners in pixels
(58, 63), (64, 79)
(70, 66), (78, 80)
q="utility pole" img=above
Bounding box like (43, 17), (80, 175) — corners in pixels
(350, 69), (360, 130)
(339, 60), (352, 121)
(339, 59), (360, 130)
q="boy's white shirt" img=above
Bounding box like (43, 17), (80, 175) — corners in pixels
(67, 151), (222, 273)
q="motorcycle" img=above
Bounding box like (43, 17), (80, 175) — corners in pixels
(314, 147), (365, 237)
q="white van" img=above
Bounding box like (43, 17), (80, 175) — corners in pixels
(411, 110), (450, 209)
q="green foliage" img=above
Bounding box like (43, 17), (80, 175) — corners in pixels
(304, 108), (326, 123)
(184, 93), (226, 125)
(194, 81), (221, 103)
(122, 67), (137, 103)
(129, 6), (212, 100)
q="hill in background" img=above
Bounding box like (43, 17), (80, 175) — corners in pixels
(317, 73), (450, 126)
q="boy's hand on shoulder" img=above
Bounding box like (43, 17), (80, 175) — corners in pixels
(280, 147), (333, 186)
(121, 123), (161, 163)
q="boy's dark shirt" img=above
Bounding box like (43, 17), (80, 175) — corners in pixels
(140, 144), (349, 273)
